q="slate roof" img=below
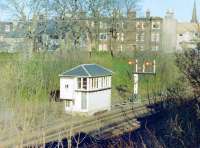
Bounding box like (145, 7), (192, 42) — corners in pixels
(60, 64), (112, 77)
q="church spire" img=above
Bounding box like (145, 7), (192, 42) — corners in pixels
(191, 0), (198, 23)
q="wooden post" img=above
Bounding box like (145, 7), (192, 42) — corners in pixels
(133, 74), (139, 95)
(135, 59), (138, 73)
(68, 136), (71, 148)
(153, 60), (156, 74)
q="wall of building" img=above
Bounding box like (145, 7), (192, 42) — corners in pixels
(60, 77), (76, 100)
(176, 22), (198, 51)
(176, 31), (197, 50)
(93, 11), (163, 52)
(61, 76), (112, 114)
(162, 11), (177, 52)
(87, 89), (111, 114)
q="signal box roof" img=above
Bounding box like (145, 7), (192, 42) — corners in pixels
(60, 64), (112, 77)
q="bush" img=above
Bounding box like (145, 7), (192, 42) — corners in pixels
(176, 48), (200, 96)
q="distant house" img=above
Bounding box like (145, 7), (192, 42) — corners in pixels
(59, 64), (112, 115)
(0, 21), (27, 53)
(176, 23), (198, 51)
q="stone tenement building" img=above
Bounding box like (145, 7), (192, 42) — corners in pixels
(97, 1), (200, 53)
(95, 10), (163, 52)
(0, 11), (163, 53)
(132, 10), (163, 51)
(1, 2), (200, 53)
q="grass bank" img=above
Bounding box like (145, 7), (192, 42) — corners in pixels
(0, 50), (180, 103)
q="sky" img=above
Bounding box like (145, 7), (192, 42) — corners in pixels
(0, 0), (198, 22)
(141, 0), (198, 22)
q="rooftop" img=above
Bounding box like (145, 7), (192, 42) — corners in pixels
(60, 64), (112, 77)
(177, 22), (198, 34)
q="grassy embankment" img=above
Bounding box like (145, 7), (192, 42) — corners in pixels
(0, 50), (180, 137)
(0, 50), (179, 103)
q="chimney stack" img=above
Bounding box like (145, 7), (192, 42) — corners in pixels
(146, 9), (150, 18)
(128, 10), (136, 18)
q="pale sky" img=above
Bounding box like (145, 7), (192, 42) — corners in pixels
(142, 0), (198, 22)
(0, 0), (198, 22)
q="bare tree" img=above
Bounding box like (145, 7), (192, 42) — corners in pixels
(123, 0), (140, 16)
(7, 0), (48, 53)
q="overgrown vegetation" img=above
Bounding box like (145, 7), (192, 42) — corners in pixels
(0, 50), (179, 103)
(77, 47), (200, 148)
(176, 48), (200, 97)
(0, 50), (181, 145)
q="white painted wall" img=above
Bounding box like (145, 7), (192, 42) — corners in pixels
(60, 77), (76, 100)
(162, 12), (177, 52)
(60, 76), (112, 115)
(87, 89), (111, 114)
(73, 92), (88, 112)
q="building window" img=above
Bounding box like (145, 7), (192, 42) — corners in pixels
(91, 78), (94, 88)
(101, 77), (104, 88)
(91, 78), (98, 89)
(136, 45), (144, 50)
(94, 78), (97, 88)
(66, 101), (71, 107)
(91, 77), (110, 89)
(100, 22), (107, 29)
(91, 21), (95, 27)
(78, 78), (82, 89)
(116, 23), (120, 29)
(0, 36), (3, 42)
(5, 25), (10, 32)
(136, 22), (145, 30)
(151, 33), (160, 42)
(77, 78), (87, 90)
(121, 33), (124, 42)
(136, 33), (145, 42)
(122, 22), (124, 29)
(141, 33), (145, 41)
(96, 78), (98, 88)
(152, 22), (160, 29)
(117, 33), (120, 40)
(99, 33), (107, 40)
(136, 34), (139, 42)
(83, 78), (87, 90)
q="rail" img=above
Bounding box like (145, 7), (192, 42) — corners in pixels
(0, 98), (163, 147)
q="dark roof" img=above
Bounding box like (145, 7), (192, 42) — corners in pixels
(60, 64), (112, 77)
(5, 30), (26, 38)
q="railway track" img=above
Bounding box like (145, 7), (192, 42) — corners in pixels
(0, 100), (161, 147)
